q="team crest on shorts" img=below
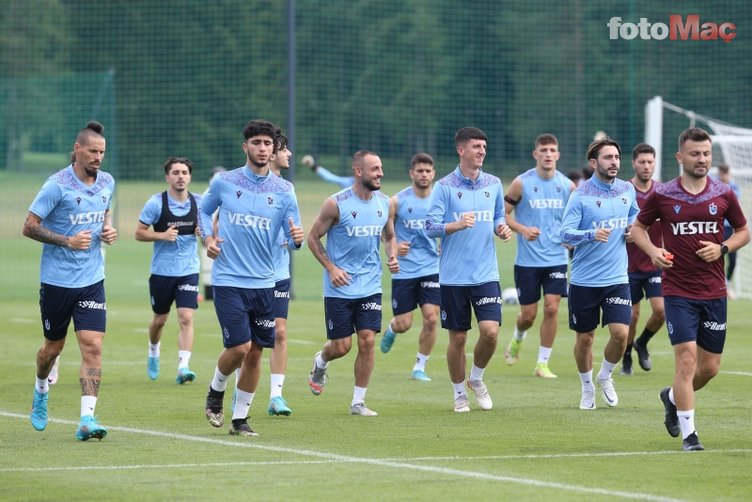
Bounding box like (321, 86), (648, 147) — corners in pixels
(328, 318), (334, 330)
(441, 310), (447, 321)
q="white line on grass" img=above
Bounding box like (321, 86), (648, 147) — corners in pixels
(0, 411), (683, 501)
(720, 370), (752, 377)
(9, 317), (35, 324)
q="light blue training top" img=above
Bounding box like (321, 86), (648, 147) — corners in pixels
(392, 186), (439, 279)
(323, 187), (390, 299)
(513, 168), (573, 267)
(425, 166), (506, 286)
(198, 166), (301, 289)
(28, 165), (115, 288)
(138, 192), (202, 276)
(560, 175), (639, 287)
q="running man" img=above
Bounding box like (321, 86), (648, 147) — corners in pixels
(135, 156), (202, 384)
(307, 150), (399, 416)
(621, 143), (664, 375)
(560, 137), (639, 410)
(25, 120), (117, 441)
(425, 127), (513, 413)
(200, 120), (304, 436)
(631, 127), (749, 451)
(380, 153), (440, 382)
(502, 133), (574, 378)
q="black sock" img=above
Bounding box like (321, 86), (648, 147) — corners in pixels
(624, 343), (633, 356)
(232, 418), (246, 427)
(637, 328), (656, 344)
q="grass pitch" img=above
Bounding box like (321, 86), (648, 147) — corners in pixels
(1, 177), (751, 501)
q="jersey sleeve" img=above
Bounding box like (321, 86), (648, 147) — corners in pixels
(28, 177), (63, 220)
(425, 184), (448, 238)
(560, 192), (594, 246)
(138, 194), (161, 226)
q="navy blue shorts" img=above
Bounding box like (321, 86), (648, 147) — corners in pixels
(213, 286), (275, 349)
(391, 274), (441, 315)
(628, 270), (663, 303)
(39, 281), (107, 340)
(274, 279), (291, 319)
(324, 294), (382, 340)
(568, 283), (632, 332)
(514, 264), (568, 305)
(440, 282), (502, 331)
(149, 273), (199, 314)
(664, 296), (727, 353)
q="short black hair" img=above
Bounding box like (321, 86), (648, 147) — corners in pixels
(242, 119), (280, 146)
(586, 138), (621, 160)
(632, 143), (656, 160)
(410, 152), (434, 168)
(454, 127), (487, 145)
(163, 156), (193, 174)
(678, 127), (712, 150)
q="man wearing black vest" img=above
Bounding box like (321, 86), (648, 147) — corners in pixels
(136, 157), (202, 384)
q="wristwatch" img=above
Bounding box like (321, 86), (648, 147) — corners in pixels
(721, 243), (729, 255)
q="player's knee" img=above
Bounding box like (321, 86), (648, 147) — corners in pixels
(391, 318), (411, 333)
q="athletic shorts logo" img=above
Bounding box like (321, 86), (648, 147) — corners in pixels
(667, 321), (674, 335)
(441, 310), (447, 321)
(703, 321), (726, 330)
(77, 300), (107, 310)
(223, 327), (230, 340)
(548, 271), (567, 280)
(648, 276), (662, 284)
(177, 284), (199, 292)
(475, 296), (501, 306)
(45, 319), (51, 331)
(274, 290), (290, 299)
(392, 298), (398, 309)
(360, 301), (382, 311)
(328, 318), (334, 330)
(255, 318), (276, 329)
(605, 296), (631, 306)
(420, 280), (440, 289)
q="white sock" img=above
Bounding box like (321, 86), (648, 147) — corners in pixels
(668, 387), (676, 405)
(469, 364), (484, 382)
(352, 386), (367, 406)
(232, 389), (255, 420)
(211, 367), (230, 392)
(677, 409), (696, 439)
(597, 358), (618, 381)
(149, 342), (161, 358)
(270, 373), (285, 399)
(35, 377), (49, 394)
(579, 370), (594, 389)
(537, 346), (552, 364)
(452, 381), (467, 398)
(81, 395), (97, 417)
(385, 321), (396, 336)
(413, 353), (429, 372)
(514, 326), (527, 342)
(315, 352), (328, 369)
(178, 350), (191, 370)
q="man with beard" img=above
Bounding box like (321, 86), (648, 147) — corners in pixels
(621, 143), (664, 375)
(631, 127), (749, 451)
(135, 157), (202, 385)
(307, 150), (399, 416)
(25, 120), (117, 441)
(379, 153), (440, 382)
(200, 120), (304, 437)
(560, 138), (639, 411)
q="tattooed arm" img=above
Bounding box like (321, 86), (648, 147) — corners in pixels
(23, 212), (93, 250)
(307, 197), (351, 287)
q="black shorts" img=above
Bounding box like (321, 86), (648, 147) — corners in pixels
(439, 282), (502, 331)
(513, 264), (568, 305)
(568, 283), (631, 332)
(40, 281), (106, 340)
(664, 296), (727, 354)
(149, 273), (199, 314)
(324, 294), (382, 340)
(213, 286), (276, 349)
(391, 274), (440, 316)
(274, 279), (291, 319)
(628, 270), (662, 303)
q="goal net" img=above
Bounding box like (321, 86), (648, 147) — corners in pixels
(645, 97), (752, 299)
